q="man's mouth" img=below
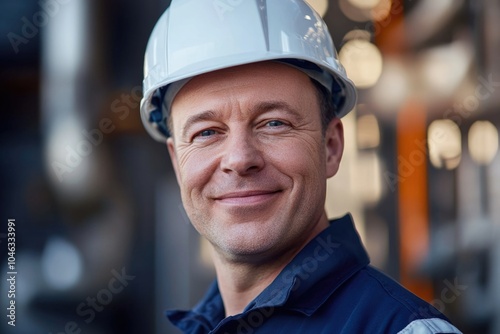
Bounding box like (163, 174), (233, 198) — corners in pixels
(214, 190), (282, 205)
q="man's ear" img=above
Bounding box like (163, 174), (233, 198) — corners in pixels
(325, 117), (344, 178)
(167, 137), (182, 186)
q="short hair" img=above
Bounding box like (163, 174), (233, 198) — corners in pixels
(310, 78), (338, 134)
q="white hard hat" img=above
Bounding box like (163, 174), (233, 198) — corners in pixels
(141, 0), (357, 141)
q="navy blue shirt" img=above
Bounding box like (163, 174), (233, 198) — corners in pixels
(167, 214), (461, 333)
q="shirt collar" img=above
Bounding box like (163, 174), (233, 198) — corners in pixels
(166, 282), (225, 332)
(167, 213), (370, 328)
(249, 213), (370, 314)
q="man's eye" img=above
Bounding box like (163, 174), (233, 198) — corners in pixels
(267, 120), (284, 127)
(197, 129), (216, 137)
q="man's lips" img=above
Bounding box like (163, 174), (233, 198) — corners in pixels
(214, 190), (282, 205)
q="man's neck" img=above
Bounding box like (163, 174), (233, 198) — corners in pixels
(212, 213), (330, 317)
(213, 260), (283, 316)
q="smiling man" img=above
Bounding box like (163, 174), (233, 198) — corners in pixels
(166, 62), (342, 318)
(140, 0), (461, 333)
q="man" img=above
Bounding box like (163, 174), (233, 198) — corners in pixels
(140, 0), (461, 333)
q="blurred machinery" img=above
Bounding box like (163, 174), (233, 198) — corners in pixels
(326, 1), (500, 333)
(1, 1), (499, 333)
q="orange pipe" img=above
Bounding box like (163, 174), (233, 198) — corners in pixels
(374, 0), (434, 301)
(396, 100), (433, 302)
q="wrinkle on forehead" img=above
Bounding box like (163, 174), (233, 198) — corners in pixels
(173, 61), (312, 103)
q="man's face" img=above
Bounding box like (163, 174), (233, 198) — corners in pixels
(167, 62), (343, 262)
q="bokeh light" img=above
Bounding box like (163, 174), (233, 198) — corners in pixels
(339, 38), (383, 88)
(305, 0), (329, 16)
(41, 237), (83, 291)
(357, 113), (381, 149)
(468, 121), (499, 165)
(428, 119), (462, 170)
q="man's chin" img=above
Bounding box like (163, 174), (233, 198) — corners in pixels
(213, 236), (281, 263)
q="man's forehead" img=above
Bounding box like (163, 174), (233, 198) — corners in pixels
(170, 61), (315, 113)
(177, 61), (312, 95)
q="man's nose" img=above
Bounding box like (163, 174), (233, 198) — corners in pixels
(220, 131), (265, 175)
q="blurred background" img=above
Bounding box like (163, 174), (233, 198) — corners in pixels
(1, 0), (499, 333)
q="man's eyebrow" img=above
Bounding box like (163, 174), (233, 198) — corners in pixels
(182, 110), (219, 137)
(251, 101), (304, 120)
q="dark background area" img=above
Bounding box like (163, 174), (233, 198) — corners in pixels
(1, 0), (499, 333)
